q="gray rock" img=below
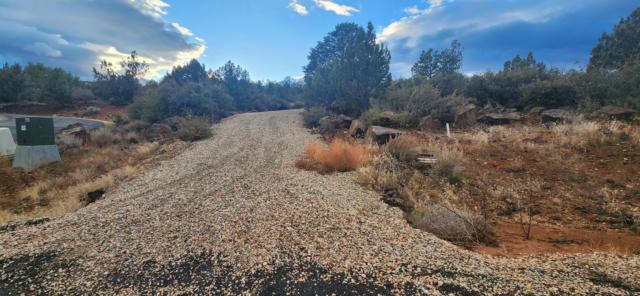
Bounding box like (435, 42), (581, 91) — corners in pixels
(478, 112), (522, 125)
(454, 104), (477, 126)
(590, 106), (637, 121)
(349, 119), (367, 138)
(366, 125), (405, 144)
(418, 116), (440, 131)
(541, 109), (572, 123)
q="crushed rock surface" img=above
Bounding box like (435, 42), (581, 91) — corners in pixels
(1, 110), (638, 295)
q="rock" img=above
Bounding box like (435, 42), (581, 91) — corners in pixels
(144, 123), (173, 142)
(57, 123), (90, 145)
(161, 116), (186, 131)
(418, 116), (440, 131)
(541, 109), (572, 123)
(590, 106), (637, 121)
(527, 107), (545, 116)
(349, 120), (367, 138)
(478, 112), (522, 125)
(454, 104), (477, 126)
(366, 126), (405, 144)
(319, 115), (353, 131)
(335, 115), (353, 129)
(377, 111), (399, 126)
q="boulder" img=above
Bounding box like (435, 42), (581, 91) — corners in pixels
(335, 114), (353, 129)
(377, 111), (399, 126)
(366, 126), (406, 144)
(161, 116), (186, 131)
(144, 123), (173, 142)
(57, 123), (90, 145)
(541, 109), (572, 123)
(454, 104), (477, 126)
(319, 115), (353, 131)
(590, 106), (637, 121)
(478, 112), (522, 125)
(349, 119), (367, 138)
(418, 116), (440, 131)
(527, 107), (545, 116)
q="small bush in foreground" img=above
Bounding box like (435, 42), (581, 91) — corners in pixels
(176, 117), (212, 142)
(418, 203), (495, 246)
(297, 139), (367, 173)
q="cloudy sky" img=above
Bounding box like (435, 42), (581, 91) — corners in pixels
(0, 0), (636, 81)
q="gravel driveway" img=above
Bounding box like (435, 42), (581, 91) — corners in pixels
(1, 110), (638, 295)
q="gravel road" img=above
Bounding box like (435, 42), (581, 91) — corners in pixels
(1, 109), (638, 295)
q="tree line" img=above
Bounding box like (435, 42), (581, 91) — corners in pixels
(303, 8), (640, 126)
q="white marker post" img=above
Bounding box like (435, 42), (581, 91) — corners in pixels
(446, 123), (451, 138)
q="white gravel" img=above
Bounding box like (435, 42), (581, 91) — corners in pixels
(1, 109), (638, 295)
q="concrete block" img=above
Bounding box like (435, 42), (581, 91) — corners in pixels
(12, 145), (61, 172)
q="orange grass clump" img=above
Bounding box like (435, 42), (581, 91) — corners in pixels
(297, 139), (368, 173)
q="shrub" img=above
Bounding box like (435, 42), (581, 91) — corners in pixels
(176, 117), (212, 142)
(91, 127), (121, 147)
(55, 134), (83, 154)
(297, 139), (368, 173)
(425, 140), (464, 181)
(113, 114), (128, 127)
(301, 107), (326, 128)
(385, 135), (421, 163)
(124, 120), (150, 133)
(418, 203), (495, 245)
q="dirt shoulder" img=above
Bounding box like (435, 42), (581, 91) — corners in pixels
(1, 110), (638, 295)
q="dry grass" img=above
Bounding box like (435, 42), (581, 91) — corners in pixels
(385, 135), (421, 163)
(297, 139), (368, 173)
(425, 140), (465, 180)
(0, 126), (179, 226)
(92, 127), (121, 147)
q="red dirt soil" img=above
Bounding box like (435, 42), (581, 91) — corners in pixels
(471, 222), (640, 257)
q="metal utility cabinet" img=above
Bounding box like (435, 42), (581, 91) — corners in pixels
(12, 117), (61, 171)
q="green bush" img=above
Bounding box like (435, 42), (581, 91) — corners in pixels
(176, 117), (213, 142)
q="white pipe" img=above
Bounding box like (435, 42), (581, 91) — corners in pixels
(446, 123), (450, 138)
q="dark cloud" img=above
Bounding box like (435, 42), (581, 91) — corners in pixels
(0, 0), (205, 79)
(378, 0), (637, 77)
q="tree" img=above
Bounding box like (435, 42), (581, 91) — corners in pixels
(411, 49), (438, 79)
(92, 51), (149, 106)
(304, 22), (391, 116)
(589, 8), (640, 72)
(411, 40), (463, 78)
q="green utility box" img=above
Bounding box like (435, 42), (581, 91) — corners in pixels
(16, 117), (55, 146)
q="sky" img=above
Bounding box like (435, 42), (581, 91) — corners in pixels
(0, 0), (636, 81)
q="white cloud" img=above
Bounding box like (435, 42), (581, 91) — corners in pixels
(0, 0), (206, 79)
(24, 42), (62, 57)
(288, 0), (309, 15)
(292, 75), (304, 80)
(379, 1), (563, 48)
(312, 0), (359, 16)
(171, 22), (193, 36)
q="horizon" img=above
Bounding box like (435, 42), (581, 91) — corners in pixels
(0, 0), (636, 81)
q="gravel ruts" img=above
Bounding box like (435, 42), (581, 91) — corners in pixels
(1, 110), (638, 295)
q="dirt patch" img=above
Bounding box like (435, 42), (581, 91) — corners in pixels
(472, 222), (640, 257)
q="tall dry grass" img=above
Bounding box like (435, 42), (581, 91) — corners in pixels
(297, 139), (368, 173)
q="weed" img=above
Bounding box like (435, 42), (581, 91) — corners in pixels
(297, 139), (368, 173)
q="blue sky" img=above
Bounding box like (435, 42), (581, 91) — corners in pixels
(0, 0), (636, 81)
